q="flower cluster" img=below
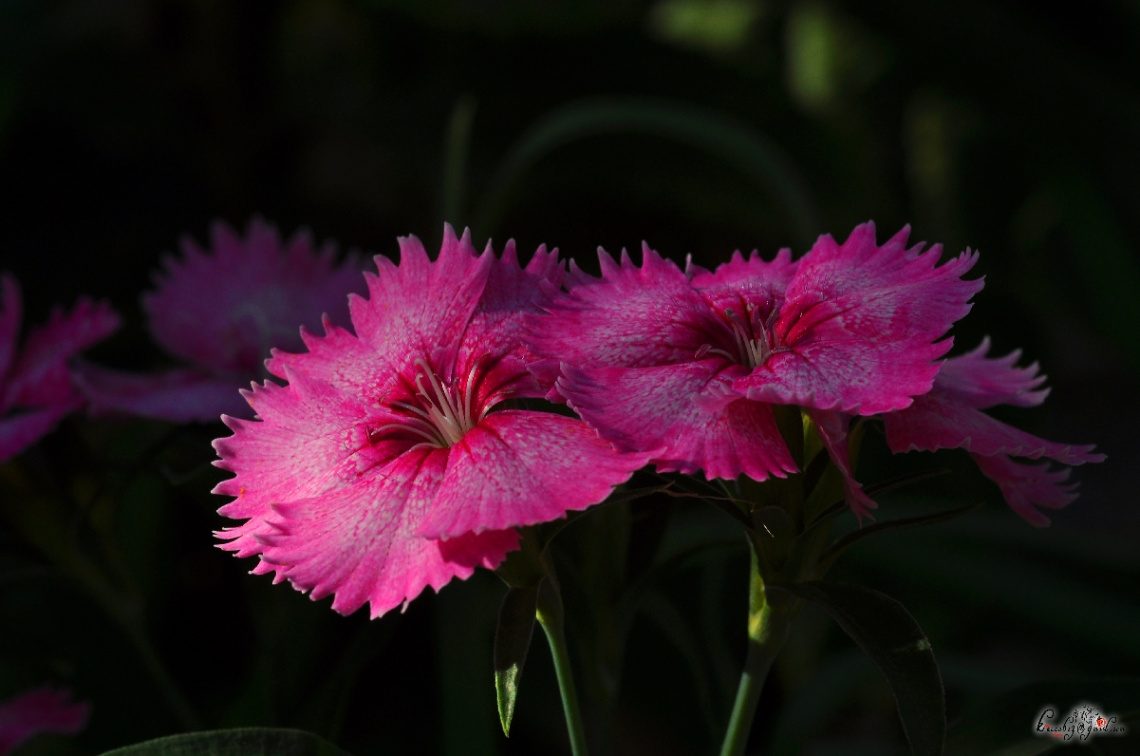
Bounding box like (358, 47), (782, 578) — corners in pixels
(0, 274), (119, 463)
(527, 222), (1103, 524)
(209, 221), (1102, 621)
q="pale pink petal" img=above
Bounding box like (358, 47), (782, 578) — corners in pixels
(933, 337), (1050, 409)
(0, 685), (90, 756)
(0, 276), (21, 384)
(810, 409), (877, 519)
(557, 361), (796, 481)
(246, 447), (517, 618)
(883, 389), (1102, 465)
(4, 298), (120, 409)
(736, 223), (983, 414)
(971, 454), (1078, 527)
(144, 217), (367, 376)
(419, 411), (648, 538)
(74, 363), (249, 422)
(0, 402), (78, 463)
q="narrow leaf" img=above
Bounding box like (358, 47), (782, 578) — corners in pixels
(779, 581), (946, 756)
(493, 584), (540, 735)
(97, 727), (352, 756)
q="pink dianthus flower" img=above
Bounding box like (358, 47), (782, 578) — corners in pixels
(529, 223), (981, 498)
(0, 686), (90, 756)
(213, 226), (647, 618)
(0, 275), (120, 463)
(77, 217), (368, 422)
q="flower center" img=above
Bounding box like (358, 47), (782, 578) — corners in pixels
(697, 303), (776, 369)
(371, 358), (483, 449)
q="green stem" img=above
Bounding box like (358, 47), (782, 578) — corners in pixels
(536, 578), (590, 756)
(718, 550), (791, 756)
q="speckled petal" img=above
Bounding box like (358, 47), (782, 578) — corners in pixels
(558, 361), (796, 481)
(245, 447), (517, 618)
(419, 411), (648, 539)
(736, 223), (983, 414)
(932, 337), (1050, 409)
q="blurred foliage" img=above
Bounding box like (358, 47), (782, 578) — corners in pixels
(1, 0), (1136, 754)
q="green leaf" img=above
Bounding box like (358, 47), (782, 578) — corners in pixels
(779, 581), (945, 756)
(493, 584), (540, 735)
(97, 727), (352, 756)
(946, 677), (1140, 756)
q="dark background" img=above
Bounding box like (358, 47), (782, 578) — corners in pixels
(1, 1), (1135, 754)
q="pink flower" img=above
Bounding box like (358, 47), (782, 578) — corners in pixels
(77, 218), (368, 423)
(213, 226), (647, 618)
(882, 338), (1104, 525)
(529, 223), (981, 490)
(0, 686), (90, 756)
(0, 275), (120, 462)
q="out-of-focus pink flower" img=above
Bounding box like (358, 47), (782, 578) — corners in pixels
(213, 226), (647, 618)
(528, 223), (980, 497)
(0, 275), (120, 463)
(882, 338), (1104, 525)
(0, 686), (90, 756)
(77, 217), (368, 423)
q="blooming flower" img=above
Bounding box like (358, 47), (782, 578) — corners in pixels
(529, 223), (981, 500)
(882, 337), (1104, 525)
(0, 275), (120, 463)
(0, 686), (90, 756)
(213, 226), (647, 618)
(77, 217), (368, 422)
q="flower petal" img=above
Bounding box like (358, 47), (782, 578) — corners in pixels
(75, 363), (249, 422)
(558, 361), (796, 481)
(0, 275), (22, 385)
(932, 337), (1050, 409)
(971, 454), (1078, 527)
(882, 388), (1103, 465)
(144, 217), (367, 376)
(418, 411), (648, 539)
(736, 223), (983, 414)
(0, 402), (78, 463)
(810, 410), (878, 519)
(242, 446), (518, 618)
(5, 298), (120, 409)
(0, 685), (90, 755)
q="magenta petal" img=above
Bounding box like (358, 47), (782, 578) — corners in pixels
(528, 244), (713, 373)
(419, 411), (648, 539)
(0, 685), (90, 756)
(5, 298), (120, 409)
(350, 225), (490, 373)
(933, 337), (1050, 409)
(883, 389), (1103, 465)
(737, 223), (983, 414)
(971, 454), (1078, 527)
(246, 448), (517, 618)
(810, 409), (877, 519)
(559, 361), (796, 481)
(75, 363), (248, 422)
(0, 403), (78, 463)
